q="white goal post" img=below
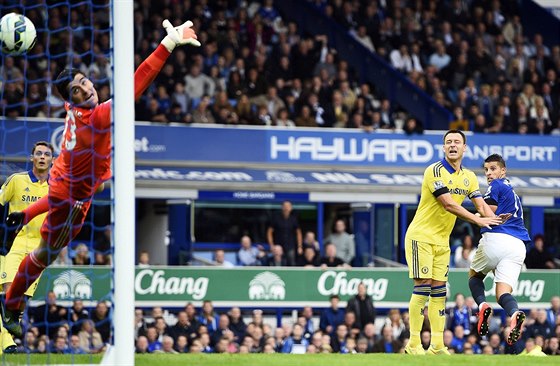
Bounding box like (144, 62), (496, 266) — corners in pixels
(104, 0), (135, 365)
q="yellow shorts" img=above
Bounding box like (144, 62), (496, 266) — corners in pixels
(405, 237), (450, 281)
(0, 236), (42, 297)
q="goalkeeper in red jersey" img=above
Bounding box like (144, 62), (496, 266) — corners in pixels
(1, 19), (200, 338)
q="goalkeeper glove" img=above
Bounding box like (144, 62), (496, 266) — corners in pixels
(161, 19), (201, 52)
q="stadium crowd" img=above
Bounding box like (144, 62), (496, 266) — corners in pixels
(1, 0), (559, 134)
(10, 292), (560, 355)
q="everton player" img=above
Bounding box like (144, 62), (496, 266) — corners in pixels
(469, 154), (530, 345)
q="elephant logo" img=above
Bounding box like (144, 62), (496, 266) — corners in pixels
(52, 270), (92, 300)
(248, 271), (286, 300)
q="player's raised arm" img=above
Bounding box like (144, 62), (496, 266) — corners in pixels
(134, 19), (200, 101)
(436, 193), (501, 229)
(471, 195), (497, 217)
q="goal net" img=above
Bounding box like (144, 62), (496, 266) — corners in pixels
(1, 1), (134, 364)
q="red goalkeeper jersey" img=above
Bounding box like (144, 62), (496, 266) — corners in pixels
(49, 44), (171, 201)
(48, 100), (112, 200)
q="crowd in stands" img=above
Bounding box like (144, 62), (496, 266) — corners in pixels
(12, 290), (559, 355)
(2, 0), (560, 134)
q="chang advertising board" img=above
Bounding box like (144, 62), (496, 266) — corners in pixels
(32, 267), (559, 308)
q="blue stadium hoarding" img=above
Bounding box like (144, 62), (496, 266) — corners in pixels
(133, 125), (560, 172)
(1, 120), (559, 172)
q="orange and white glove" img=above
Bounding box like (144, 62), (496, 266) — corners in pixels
(161, 19), (201, 52)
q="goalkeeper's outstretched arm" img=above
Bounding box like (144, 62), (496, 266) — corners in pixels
(134, 19), (200, 101)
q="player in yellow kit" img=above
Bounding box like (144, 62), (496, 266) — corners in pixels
(403, 130), (504, 355)
(0, 141), (53, 353)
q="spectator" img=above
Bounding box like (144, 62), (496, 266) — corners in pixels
(50, 336), (69, 354)
(346, 282), (376, 330)
(275, 108), (295, 127)
(78, 319), (105, 353)
(402, 117), (424, 135)
(145, 326), (162, 353)
(184, 303), (201, 341)
(324, 219), (355, 265)
(198, 300), (219, 335)
(547, 296), (560, 327)
(135, 308), (149, 339)
(33, 291), (67, 339)
(154, 316), (168, 341)
(92, 301), (111, 344)
(520, 337), (547, 356)
(342, 311), (361, 339)
(168, 311), (192, 343)
(545, 336), (560, 355)
(371, 324), (402, 353)
(330, 324), (348, 353)
(227, 307), (246, 342)
(300, 306), (316, 338)
(267, 201), (303, 266)
(69, 299), (90, 335)
(211, 314), (234, 347)
(454, 235), (476, 268)
(67, 334), (86, 354)
(320, 243), (346, 268)
(420, 330), (431, 351)
(319, 295), (345, 335)
(300, 231), (319, 252)
(175, 335), (189, 353)
(138, 250), (150, 267)
(214, 249), (234, 267)
(264, 244), (287, 266)
(525, 235), (557, 269)
(192, 95), (216, 124)
(184, 64), (215, 100)
(450, 325), (466, 353)
(156, 335), (178, 354)
(237, 235), (265, 266)
(297, 243), (320, 267)
(383, 309), (407, 341)
(525, 309), (554, 340)
(448, 293), (472, 336)
(72, 243), (91, 265)
(281, 324), (309, 353)
(135, 335), (149, 354)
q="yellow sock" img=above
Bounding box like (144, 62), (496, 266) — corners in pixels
(428, 285), (447, 349)
(408, 285), (430, 347)
(0, 324), (16, 351)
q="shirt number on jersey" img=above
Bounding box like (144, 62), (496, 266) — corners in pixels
(63, 110), (77, 151)
(513, 191), (523, 219)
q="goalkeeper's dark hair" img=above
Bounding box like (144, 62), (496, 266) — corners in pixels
(484, 153), (506, 168)
(54, 68), (83, 100)
(31, 141), (54, 155)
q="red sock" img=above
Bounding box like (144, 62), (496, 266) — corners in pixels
(22, 195), (49, 224)
(5, 252), (46, 310)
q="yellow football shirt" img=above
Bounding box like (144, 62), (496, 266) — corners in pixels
(406, 159), (481, 246)
(0, 170), (49, 243)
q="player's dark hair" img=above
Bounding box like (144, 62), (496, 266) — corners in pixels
(54, 68), (83, 100)
(443, 129), (466, 143)
(484, 153), (506, 168)
(31, 141), (54, 155)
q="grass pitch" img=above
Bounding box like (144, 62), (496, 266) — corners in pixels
(1, 353), (558, 365)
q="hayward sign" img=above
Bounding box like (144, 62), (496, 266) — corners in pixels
(2, 121), (558, 172)
(32, 267), (558, 308)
